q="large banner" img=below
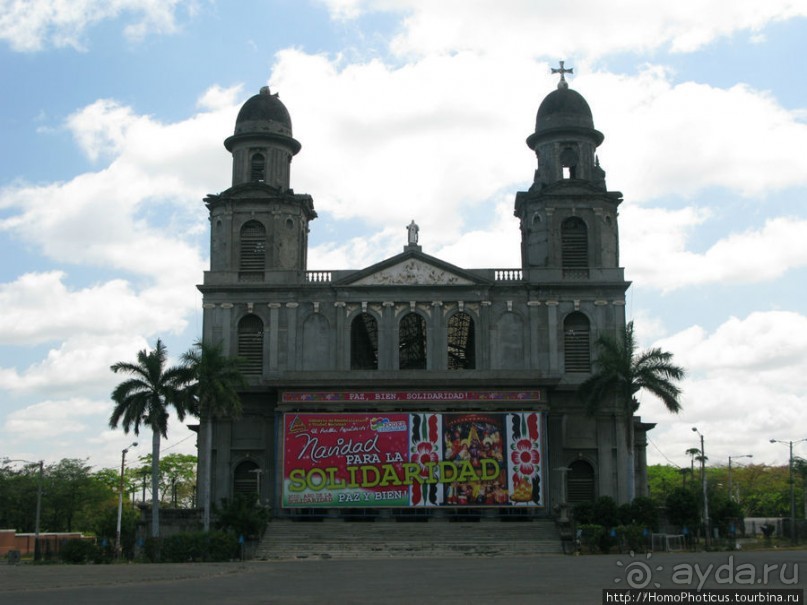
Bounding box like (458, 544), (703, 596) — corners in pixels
(282, 412), (543, 508)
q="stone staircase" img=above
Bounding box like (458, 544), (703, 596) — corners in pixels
(254, 517), (563, 560)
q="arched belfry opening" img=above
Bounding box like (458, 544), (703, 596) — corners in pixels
(239, 220), (267, 281)
(238, 314), (264, 375)
(560, 146), (579, 179)
(250, 152), (266, 182)
(561, 217), (588, 277)
(563, 311), (591, 373)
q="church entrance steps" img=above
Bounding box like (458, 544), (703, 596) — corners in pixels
(254, 518), (563, 560)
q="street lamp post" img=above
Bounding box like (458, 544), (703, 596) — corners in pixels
(692, 428), (709, 548)
(770, 437), (807, 545)
(116, 442), (138, 559)
(728, 454), (753, 502)
(3, 459), (44, 561)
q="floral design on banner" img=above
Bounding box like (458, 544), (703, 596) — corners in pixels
(511, 438), (540, 476)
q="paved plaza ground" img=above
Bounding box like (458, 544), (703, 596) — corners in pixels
(1, 550), (804, 605)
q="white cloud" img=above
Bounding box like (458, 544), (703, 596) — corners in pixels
(583, 69), (807, 201)
(273, 49), (541, 248)
(0, 0), (190, 52)
(3, 397), (109, 438)
(1, 399), (198, 469)
(317, 1), (807, 59)
(0, 333), (156, 392)
(622, 208), (807, 291)
(642, 311), (807, 466)
(0, 273), (188, 346)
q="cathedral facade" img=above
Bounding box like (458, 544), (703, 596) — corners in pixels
(197, 71), (650, 519)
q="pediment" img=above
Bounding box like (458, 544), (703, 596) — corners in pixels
(349, 257), (476, 286)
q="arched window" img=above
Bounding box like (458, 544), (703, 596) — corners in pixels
(567, 460), (595, 504)
(351, 313), (378, 370)
(238, 314), (264, 376)
(250, 153), (265, 182)
(564, 312), (591, 373)
(233, 460), (260, 495)
(447, 312), (475, 370)
(399, 313), (427, 370)
(239, 220), (267, 281)
(560, 146), (579, 179)
(561, 217), (588, 278)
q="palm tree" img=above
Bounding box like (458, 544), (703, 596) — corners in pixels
(578, 321), (685, 500)
(686, 447), (702, 483)
(109, 339), (192, 539)
(181, 340), (246, 531)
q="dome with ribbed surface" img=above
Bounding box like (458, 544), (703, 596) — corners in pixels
(527, 84), (603, 148)
(535, 87), (593, 132)
(233, 86), (293, 137)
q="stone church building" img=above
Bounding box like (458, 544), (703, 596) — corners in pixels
(197, 69), (652, 519)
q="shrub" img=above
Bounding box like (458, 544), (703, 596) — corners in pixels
(617, 524), (648, 553)
(213, 493), (270, 539)
(60, 539), (101, 564)
(629, 496), (659, 531)
(577, 523), (608, 553)
(159, 531), (239, 563)
(573, 501), (594, 525)
(591, 496), (619, 529)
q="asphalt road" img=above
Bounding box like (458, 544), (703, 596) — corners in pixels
(1, 550), (804, 605)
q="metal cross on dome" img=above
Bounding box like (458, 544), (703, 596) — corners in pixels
(551, 61), (573, 88)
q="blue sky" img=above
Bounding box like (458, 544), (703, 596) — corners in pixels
(1, 0), (806, 474)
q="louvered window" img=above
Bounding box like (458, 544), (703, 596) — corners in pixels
(564, 312), (591, 373)
(447, 312), (475, 370)
(238, 314), (264, 376)
(233, 461), (260, 495)
(567, 460), (595, 504)
(561, 217), (588, 278)
(351, 313), (378, 370)
(399, 313), (427, 370)
(239, 221), (266, 281)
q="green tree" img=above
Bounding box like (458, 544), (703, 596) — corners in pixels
(647, 464), (683, 504)
(44, 458), (109, 532)
(685, 448), (701, 486)
(709, 493), (744, 538)
(0, 461), (42, 532)
(732, 464), (790, 517)
(109, 338), (192, 538)
(794, 457), (807, 521)
(181, 340), (246, 531)
(666, 487), (700, 530)
(135, 453), (198, 507)
(578, 321), (685, 500)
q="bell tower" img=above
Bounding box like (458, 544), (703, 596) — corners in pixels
(514, 63), (623, 281)
(204, 87), (316, 281)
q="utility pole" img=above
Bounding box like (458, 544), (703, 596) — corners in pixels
(116, 442), (137, 559)
(692, 428), (709, 548)
(770, 438), (807, 545)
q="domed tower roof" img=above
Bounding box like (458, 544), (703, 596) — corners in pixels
(526, 77), (603, 149)
(224, 86), (301, 154)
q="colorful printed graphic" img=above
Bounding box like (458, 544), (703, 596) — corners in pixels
(282, 412), (543, 508)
